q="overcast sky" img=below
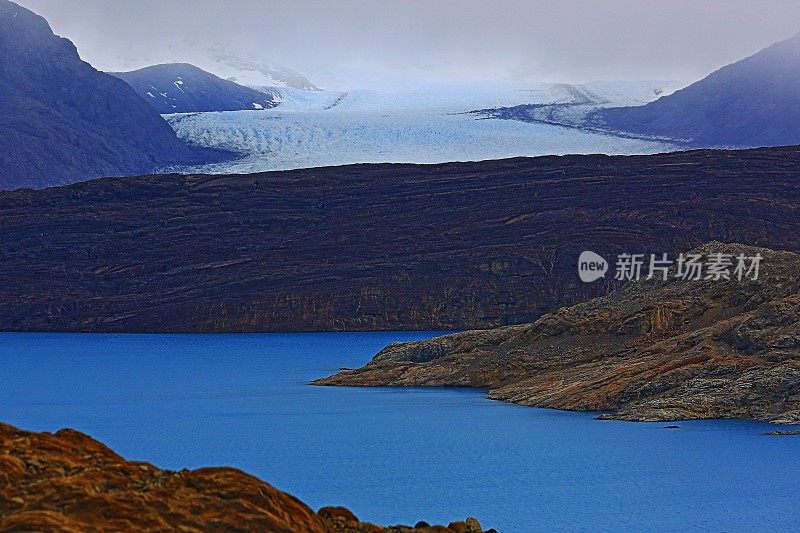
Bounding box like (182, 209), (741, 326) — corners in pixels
(14, 0), (800, 89)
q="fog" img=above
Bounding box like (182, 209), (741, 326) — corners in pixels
(14, 0), (800, 89)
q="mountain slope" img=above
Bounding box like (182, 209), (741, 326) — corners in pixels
(112, 63), (277, 113)
(316, 242), (800, 425)
(0, 147), (799, 332)
(0, 1), (218, 190)
(594, 32), (800, 147)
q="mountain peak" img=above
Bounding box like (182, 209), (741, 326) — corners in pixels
(112, 63), (277, 113)
(0, 0), (46, 28)
(0, 0), (70, 53)
(0, 0), (216, 189)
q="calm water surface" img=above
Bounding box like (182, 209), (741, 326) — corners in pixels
(1, 332), (798, 532)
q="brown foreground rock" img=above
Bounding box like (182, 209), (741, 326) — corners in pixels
(0, 423), (484, 532)
(315, 243), (800, 424)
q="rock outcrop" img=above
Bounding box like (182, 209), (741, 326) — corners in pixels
(1, 146), (800, 332)
(316, 243), (800, 424)
(0, 423), (484, 532)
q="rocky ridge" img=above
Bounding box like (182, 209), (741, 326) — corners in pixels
(593, 32), (800, 147)
(0, 423), (486, 533)
(1, 146), (800, 332)
(315, 243), (800, 424)
(112, 63), (277, 114)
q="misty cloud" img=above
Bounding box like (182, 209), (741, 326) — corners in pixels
(14, 0), (800, 88)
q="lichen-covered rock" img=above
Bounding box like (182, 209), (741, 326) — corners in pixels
(0, 423), (483, 532)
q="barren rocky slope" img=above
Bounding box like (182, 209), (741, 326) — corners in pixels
(1, 146), (799, 332)
(0, 1), (219, 190)
(316, 243), (800, 424)
(0, 423), (485, 533)
(594, 32), (800, 147)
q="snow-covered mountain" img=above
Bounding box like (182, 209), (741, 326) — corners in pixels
(100, 44), (318, 93)
(111, 63), (277, 113)
(198, 45), (320, 91)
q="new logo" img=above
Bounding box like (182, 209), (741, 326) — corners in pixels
(578, 251), (608, 282)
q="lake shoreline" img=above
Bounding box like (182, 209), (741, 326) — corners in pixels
(316, 243), (800, 426)
(3, 331), (799, 531)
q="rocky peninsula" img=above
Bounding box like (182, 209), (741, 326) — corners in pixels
(316, 243), (800, 425)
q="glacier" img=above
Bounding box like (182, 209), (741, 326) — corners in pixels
(164, 81), (681, 174)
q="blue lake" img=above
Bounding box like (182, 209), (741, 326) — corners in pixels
(1, 332), (798, 532)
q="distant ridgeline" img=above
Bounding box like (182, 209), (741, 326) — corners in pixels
(0, 0), (226, 190)
(591, 32), (800, 147)
(476, 32), (800, 149)
(0, 147), (799, 332)
(111, 63), (278, 114)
